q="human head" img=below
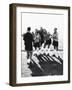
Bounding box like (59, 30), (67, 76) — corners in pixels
(27, 27), (31, 32)
(40, 27), (43, 32)
(35, 29), (38, 35)
(54, 28), (57, 33)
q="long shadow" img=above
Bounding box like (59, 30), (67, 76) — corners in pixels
(29, 59), (44, 76)
(36, 54), (52, 64)
(38, 56), (59, 76)
(35, 54), (43, 62)
(54, 56), (63, 75)
(28, 54), (63, 76)
(48, 55), (63, 75)
(56, 56), (63, 64)
(37, 54), (63, 75)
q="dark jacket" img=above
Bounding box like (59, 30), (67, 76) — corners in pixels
(23, 32), (33, 51)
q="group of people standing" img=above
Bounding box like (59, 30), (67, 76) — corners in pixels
(23, 27), (58, 64)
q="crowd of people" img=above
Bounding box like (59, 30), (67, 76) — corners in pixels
(23, 27), (59, 64)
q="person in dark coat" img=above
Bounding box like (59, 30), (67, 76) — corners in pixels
(39, 27), (44, 46)
(23, 27), (33, 63)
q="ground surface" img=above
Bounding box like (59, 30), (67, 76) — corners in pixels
(21, 51), (63, 77)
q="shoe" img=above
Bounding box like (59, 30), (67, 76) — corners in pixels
(52, 54), (55, 57)
(27, 59), (31, 64)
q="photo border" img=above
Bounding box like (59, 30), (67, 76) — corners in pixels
(9, 3), (70, 86)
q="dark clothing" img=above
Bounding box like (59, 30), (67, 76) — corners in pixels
(33, 33), (41, 49)
(34, 42), (40, 49)
(27, 51), (32, 59)
(23, 32), (33, 51)
(45, 39), (51, 45)
(44, 33), (51, 48)
(53, 40), (58, 50)
(40, 32), (44, 45)
(53, 32), (58, 50)
(53, 40), (58, 47)
(44, 39), (51, 48)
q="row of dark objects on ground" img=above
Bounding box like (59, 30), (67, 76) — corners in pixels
(28, 54), (63, 76)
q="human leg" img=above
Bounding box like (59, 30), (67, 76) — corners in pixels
(27, 51), (29, 59)
(29, 51), (32, 59)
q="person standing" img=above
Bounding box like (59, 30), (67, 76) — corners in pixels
(39, 27), (44, 46)
(33, 30), (41, 50)
(45, 32), (52, 48)
(52, 28), (58, 50)
(23, 27), (33, 64)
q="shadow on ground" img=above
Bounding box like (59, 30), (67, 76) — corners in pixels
(28, 55), (63, 76)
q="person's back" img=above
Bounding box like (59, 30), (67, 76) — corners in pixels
(24, 32), (33, 51)
(24, 32), (33, 44)
(23, 27), (33, 64)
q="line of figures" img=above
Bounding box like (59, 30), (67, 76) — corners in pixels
(22, 27), (60, 64)
(32, 27), (58, 50)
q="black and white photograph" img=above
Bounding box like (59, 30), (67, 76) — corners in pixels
(21, 15), (63, 77)
(9, 3), (70, 86)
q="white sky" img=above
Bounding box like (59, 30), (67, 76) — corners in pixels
(22, 13), (64, 34)
(21, 13), (64, 49)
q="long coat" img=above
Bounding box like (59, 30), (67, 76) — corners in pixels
(23, 32), (33, 51)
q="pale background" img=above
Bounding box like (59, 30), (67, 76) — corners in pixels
(0, 0), (72, 90)
(21, 12), (64, 50)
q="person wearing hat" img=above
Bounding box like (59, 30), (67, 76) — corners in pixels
(52, 28), (58, 51)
